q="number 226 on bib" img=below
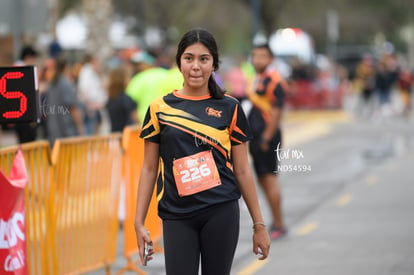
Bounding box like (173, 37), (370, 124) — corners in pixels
(173, 150), (222, 197)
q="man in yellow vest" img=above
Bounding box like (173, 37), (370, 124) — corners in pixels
(126, 51), (168, 125)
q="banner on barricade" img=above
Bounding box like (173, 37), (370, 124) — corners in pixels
(0, 150), (28, 275)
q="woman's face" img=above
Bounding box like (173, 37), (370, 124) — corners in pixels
(180, 42), (214, 92)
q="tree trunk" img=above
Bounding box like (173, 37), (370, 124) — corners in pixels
(82, 0), (113, 62)
(47, 0), (59, 37)
(261, 0), (289, 36)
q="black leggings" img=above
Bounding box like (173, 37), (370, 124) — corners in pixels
(163, 200), (240, 275)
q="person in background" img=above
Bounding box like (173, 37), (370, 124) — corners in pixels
(397, 65), (413, 118)
(14, 45), (38, 67)
(134, 28), (270, 274)
(48, 37), (63, 58)
(126, 51), (168, 125)
(224, 57), (249, 103)
(106, 66), (138, 132)
(37, 57), (56, 139)
(375, 54), (399, 119)
(157, 47), (184, 95)
(355, 54), (376, 118)
(77, 54), (107, 135)
(248, 43), (287, 240)
(44, 56), (84, 145)
(13, 46), (39, 143)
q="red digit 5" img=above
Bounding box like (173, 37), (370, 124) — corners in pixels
(0, 72), (27, 119)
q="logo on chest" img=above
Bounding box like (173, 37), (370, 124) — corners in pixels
(205, 107), (222, 118)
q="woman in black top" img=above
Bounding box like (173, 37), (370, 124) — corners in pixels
(106, 66), (138, 132)
(135, 28), (270, 275)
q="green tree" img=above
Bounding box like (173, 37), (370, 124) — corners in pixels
(51, 0), (414, 59)
(82, 0), (113, 60)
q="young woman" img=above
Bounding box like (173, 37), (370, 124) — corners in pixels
(105, 66), (138, 132)
(135, 28), (270, 275)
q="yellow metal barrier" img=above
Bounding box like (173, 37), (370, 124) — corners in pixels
(0, 141), (57, 275)
(0, 129), (163, 275)
(51, 134), (122, 275)
(116, 126), (162, 275)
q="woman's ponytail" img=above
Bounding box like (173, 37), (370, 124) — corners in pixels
(208, 74), (225, 99)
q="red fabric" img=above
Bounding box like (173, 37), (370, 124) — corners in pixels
(0, 149), (28, 275)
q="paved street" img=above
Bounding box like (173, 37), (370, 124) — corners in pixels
(232, 113), (414, 275)
(83, 105), (414, 275)
(2, 105), (412, 275)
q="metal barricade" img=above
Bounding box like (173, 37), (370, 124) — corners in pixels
(0, 141), (57, 275)
(51, 134), (122, 275)
(116, 126), (162, 275)
(0, 130), (163, 275)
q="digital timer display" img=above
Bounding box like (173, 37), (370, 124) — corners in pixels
(0, 66), (40, 123)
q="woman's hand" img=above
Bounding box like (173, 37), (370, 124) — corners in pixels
(135, 225), (154, 266)
(252, 225), (271, 260)
(231, 143), (271, 260)
(134, 141), (159, 266)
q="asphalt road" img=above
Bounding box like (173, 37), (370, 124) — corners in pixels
(231, 113), (414, 275)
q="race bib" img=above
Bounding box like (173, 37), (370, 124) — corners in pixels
(173, 150), (221, 197)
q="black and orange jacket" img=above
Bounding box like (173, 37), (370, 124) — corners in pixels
(248, 70), (286, 138)
(140, 91), (252, 219)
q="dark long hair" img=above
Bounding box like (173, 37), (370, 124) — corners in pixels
(176, 28), (225, 99)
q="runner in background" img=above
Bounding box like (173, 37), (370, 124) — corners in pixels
(248, 43), (287, 240)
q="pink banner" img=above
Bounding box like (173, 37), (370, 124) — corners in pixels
(0, 150), (28, 275)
